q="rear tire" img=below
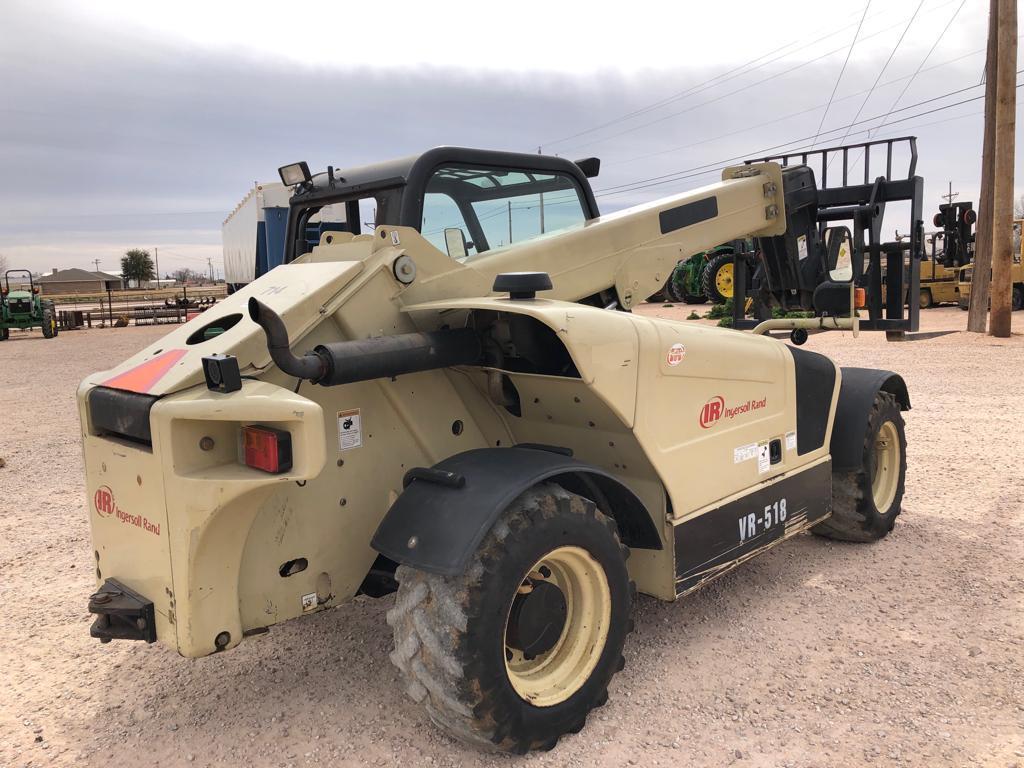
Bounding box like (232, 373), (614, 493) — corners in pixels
(1013, 285), (1023, 311)
(41, 310), (55, 339)
(387, 483), (633, 753)
(919, 289), (933, 309)
(0, 327), (8, 341)
(813, 391), (906, 542)
(702, 252), (735, 305)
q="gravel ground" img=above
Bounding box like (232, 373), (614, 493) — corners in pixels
(0, 308), (1022, 768)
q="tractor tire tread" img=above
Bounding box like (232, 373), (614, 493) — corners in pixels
(813, 391), (905, 542)
(388, 482), (632, 753)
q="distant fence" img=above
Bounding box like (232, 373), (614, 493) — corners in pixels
(58, 302), (216, 330)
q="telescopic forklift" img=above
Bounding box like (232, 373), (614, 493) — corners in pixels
(79, 144), (911, 753)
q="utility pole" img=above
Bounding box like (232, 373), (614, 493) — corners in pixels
(988, 0), (1017, 337)
(941, 182), (958, 205)
(93, 258), (101, 273)
(207, 257), (214, 283)
(967, 0), (999, 333)
(508, 201), (513, 245)
(154, 246), (160, 287)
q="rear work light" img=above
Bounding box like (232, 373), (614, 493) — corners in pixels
(242, 425), (293, 474)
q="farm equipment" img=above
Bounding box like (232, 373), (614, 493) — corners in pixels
(80, 145), (910, 753)
(0, 270), (58, 340)
(958, 217), (1024, 311)
(659, 241), (757, 305)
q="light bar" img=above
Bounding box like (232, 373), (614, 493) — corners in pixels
(278, 161), (312, 187)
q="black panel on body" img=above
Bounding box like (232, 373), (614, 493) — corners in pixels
(674, 460), (831, 595)
(658, 196), (719, 234)
(371, 447), (661, 576)
(787, 346), (836, 455)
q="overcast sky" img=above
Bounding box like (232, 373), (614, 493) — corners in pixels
(1, 0), (1020, 276)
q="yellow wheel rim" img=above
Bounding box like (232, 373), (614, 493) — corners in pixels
(714, 263), (734, 298)
(871, 421), (900, 511)
(504, 546), (611, 708)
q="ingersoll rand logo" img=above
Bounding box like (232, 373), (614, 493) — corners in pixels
(93, 485), (160, 535)
(93, 485), (117, 517)
(699, 395), (767, 429)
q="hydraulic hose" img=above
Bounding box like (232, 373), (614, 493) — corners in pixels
(248, 298), (482, 386)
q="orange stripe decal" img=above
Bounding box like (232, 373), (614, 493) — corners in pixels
(101, 349), (188, 393)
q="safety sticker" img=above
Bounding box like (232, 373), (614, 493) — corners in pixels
(338, 408), (362, 451)
(757, 442), (771, 474)
(390, 230), (401, 246)
(785, 431), (797, 451)
(666, 343), (686, 366)
(797, 234), (808, 260)
(733, 443), (758, 464)
(301, 593), (317, 612)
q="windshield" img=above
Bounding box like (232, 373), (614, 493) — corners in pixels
(420, 164), (587, 259)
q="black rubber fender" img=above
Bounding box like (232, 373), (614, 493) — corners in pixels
(371, 446), (661, 577)
(830, 367), (910, 471)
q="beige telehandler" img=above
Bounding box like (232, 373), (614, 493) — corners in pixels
(80, 145), (910, 753)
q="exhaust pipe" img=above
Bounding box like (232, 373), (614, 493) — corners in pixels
(248, 298), (482, 386)
(248, 298), (326, 381)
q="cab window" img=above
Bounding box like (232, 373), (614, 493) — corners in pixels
(420, 165), (587, 259)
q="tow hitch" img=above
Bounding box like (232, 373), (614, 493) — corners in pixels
(88, 579), (157, 643)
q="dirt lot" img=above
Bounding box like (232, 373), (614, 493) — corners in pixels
(0, 308), (1022, 768)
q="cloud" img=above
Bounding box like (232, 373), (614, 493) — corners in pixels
(0, 0), (1016, 275)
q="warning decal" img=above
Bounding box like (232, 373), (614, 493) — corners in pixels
(338, 408), (362, 451)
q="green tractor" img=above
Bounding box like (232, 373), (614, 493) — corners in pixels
(0, 270), (58, 340)
(659, 241), (755, 305)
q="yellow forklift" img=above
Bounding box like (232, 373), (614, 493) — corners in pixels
(959, 218), (1024, 311)
(917, 202), (975, 308)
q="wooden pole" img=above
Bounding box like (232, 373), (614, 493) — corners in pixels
(967, 0), (998, 333)
(988, 0), (1017, 337)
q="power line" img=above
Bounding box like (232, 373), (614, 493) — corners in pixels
(871, 0), (969, 136)
(558, 0), (957, 157)
(812, 0), (872, 148)
(541, 0), (966, 152)
(597, 107), (985, 199)
(611, 44), (990, 169)
(595, 80), (996, 195)
(592, 80), (1022, 199)
(832, 0), (923, 150)
(540, 5), (877, 148)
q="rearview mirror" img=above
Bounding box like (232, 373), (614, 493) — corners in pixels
(824, 226), (854, 282)
(444, 228), (469, 261)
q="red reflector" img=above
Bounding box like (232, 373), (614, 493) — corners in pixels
(242, 426), (293, 474)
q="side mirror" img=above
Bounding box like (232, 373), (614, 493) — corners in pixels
(824, 226), (854, 282)
(444, 228), (469, 261)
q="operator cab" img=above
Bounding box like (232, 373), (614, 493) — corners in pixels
(279, 147), (601, 264)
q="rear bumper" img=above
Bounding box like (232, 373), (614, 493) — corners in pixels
(88, 579), (157, 643)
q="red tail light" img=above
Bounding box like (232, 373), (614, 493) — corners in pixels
(242, 426), (293, 474)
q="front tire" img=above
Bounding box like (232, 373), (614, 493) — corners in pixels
(813, 391), (906, 542)
(387, 483), (633, 753)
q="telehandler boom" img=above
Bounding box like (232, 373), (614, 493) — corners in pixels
(80, 146), (909, 753)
